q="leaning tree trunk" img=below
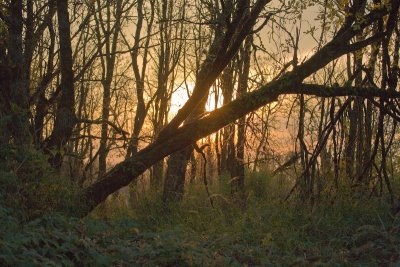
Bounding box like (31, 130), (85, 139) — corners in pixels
(162, 62), (236, 202)
(161, 0), (269, 203)
(162, 92), (208, 202)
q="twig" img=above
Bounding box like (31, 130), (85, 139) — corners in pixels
(193, 143), (214, 208)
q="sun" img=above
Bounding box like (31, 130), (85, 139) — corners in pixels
(170, 82), (224, 117)
(170, 84), (191, 115)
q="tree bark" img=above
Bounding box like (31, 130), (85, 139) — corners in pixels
(6, 0), (31, 146)
(46, 0), (76, 166)
(231, 35), (252, 193)
(97, 0), (123, 177)
(161, 0), (269, 202)
(220, 64), (235, 173)
(77, 1), (399, 215)
(126, 0), (154, 157)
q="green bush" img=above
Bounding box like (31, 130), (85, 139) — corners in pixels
(0, 143), (82, 219)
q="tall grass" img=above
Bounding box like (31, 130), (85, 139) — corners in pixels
(1, 170), (399, 266)
(122, 171), (400, 266)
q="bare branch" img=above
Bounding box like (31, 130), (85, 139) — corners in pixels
(78, 118), (129, 136)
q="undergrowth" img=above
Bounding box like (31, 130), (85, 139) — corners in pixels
(1, 171), (400, 266)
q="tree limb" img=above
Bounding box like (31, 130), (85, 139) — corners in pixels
(79, 81), (400, 215)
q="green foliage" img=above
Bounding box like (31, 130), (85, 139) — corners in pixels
(0, 143), (82, 219)
(122, 172), (400, 266)
(1, 167), (400, 266)
(1, 215), (99, 266)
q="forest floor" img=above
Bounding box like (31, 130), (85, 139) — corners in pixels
(2, 172), (400, 266)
